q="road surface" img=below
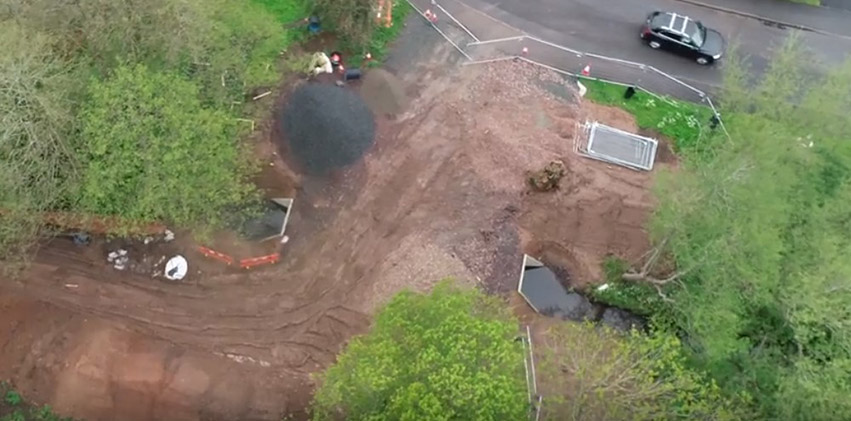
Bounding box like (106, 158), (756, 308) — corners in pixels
(456, 0), (851, 92)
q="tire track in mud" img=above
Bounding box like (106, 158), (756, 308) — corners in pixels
(17, 242), (373, 372)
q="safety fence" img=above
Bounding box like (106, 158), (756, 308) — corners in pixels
(405, 0), (728, 135)
(521, 325), (543, 420)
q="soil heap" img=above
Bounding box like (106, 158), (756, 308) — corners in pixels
(281, 83), (375, 174)
(527, 160), (567, 192)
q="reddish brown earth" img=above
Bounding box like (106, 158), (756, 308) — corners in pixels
(0, 31), (668, 420)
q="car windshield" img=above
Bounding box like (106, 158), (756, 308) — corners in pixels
(687, 21), (706, 46)
(650, 12), (670, 29)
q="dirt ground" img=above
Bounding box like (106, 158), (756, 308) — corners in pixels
(0, 20), (666, 421)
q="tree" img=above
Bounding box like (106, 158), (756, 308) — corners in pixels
(77, 64), (254, 228)
(538, 323), (747, 420)
(0, 23), (76, 266)
(635, 37), (851, 417)
(311, 282), (529, 421)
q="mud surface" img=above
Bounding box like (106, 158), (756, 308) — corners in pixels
(359, 68), (408, 117)
(0, 19), (665, 421)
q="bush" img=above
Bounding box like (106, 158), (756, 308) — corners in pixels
(539, 323), (750, 420)
(190, 0), (295, 106)
(1, 382), (71, 421)
(591, 257), (664, 316)
(311, 282), (528, 420)
(77, 64), (255, 228)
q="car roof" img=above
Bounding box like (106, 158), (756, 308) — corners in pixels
(650, 12), (700, 34)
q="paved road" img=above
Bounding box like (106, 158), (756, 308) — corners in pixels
(457, 0), (851, 92)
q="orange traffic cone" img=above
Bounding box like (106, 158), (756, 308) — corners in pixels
(424, 9), (438, 23)
(581, 63), (591, 76)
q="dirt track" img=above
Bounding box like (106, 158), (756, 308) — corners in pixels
(0, 21), (664, 421)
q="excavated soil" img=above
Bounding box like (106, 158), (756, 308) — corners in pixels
(0, 24), (665, 421)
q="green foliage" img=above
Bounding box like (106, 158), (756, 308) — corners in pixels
(591, 283), (662, 318)
(311, 0), (377, 48)
(188, 0), (294, 106)
(3, 391), (21, 407)
(602, 256), (629, 283)
(1, 0), (299, 263)
(311, 282), (528, 420)
(3, 0), (211, 73)
(648, 37), (851, 418)
(582, 79), (715, 153)
(538, 322), (749, 420)
(0, 23), (76, 266)
(78, 64), (254, 228)
(252, 0), (311, 26)
(591, 257), (663, 316)
(0, 383), (70, 421)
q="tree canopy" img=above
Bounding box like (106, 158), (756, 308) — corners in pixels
(311, 282), (529, 421)
(635, 38), (851, 418)
(538, 323), (747, 421)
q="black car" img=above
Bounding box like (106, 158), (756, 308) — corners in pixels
(640, 11), (725, 65)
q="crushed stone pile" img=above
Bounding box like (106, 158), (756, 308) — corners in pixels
(281, 83), (375, 174)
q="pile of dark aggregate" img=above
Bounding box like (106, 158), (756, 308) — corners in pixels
(280, 83), (376, 174)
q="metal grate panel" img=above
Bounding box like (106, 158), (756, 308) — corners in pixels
(586, 122), (658, 171)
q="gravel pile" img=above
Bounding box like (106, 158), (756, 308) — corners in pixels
(281, 83), (375, 174)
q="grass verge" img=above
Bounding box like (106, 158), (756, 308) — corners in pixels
(581, 79), (715, 152)
(342, 0), (414, 67)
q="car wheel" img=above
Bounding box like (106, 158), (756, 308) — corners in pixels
(696, 56), (711, 65)
(648, 41), (661, 49)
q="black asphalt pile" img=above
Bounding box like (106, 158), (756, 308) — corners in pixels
(280, 83), (376, 174)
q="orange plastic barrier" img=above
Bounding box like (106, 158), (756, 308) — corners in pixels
(239, 253), (280, 269)
(198, 246), (234, 265)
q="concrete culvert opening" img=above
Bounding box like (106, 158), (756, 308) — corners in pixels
(238, 198), (293, 243)
(518, 255), (594, 321)
(280, 83), (376, 174)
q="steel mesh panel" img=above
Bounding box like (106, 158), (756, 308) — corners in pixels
(586, 123), (658, 171)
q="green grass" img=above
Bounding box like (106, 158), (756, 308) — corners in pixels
(581, 79), (715, 152)
(789, 0), (820, 5)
